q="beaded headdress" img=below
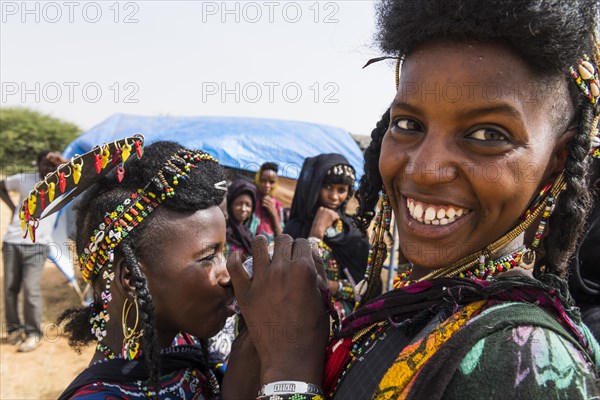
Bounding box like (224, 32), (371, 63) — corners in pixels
(19, 135), (145, 244)
(323, 164), (356, 186)
(19, 136), (227, 360)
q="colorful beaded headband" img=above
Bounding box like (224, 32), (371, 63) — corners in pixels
(19, 135), (145, 243)
(79, 148), (221, 283)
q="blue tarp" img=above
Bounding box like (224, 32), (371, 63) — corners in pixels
(63, 114), (364, 180)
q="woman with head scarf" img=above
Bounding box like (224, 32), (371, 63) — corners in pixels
(284, 154), (371, 318)
(225, 179), (258, 260)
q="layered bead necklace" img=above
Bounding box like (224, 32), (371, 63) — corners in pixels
(393, 247), (528, 289)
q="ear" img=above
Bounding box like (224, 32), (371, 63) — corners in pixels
(548, 127), (577, 178)
(115, 256), (137, 298)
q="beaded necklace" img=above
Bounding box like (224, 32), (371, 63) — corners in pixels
(137, 368), (220, 399)
(94, 342), (221, 398)
(393, 247), (527, 289)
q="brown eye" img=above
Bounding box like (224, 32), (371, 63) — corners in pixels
(393, 118), (423, 131)
(467, 128), (508, 142)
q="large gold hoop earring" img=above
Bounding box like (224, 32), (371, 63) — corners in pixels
(122, 296), (143, 361)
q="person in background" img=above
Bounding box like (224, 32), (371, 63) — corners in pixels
(224, 179), (258, 260)
(0, 150), (66, 352)
(250, 162), (283, 242)
(284, 154), (371, 319)
(208, 179), (258, 374)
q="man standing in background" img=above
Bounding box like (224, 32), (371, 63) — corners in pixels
(0, 151), (65, 352)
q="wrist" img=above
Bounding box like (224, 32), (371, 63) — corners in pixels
(261, 363), (324, 388)
(308, 228), (324, 239)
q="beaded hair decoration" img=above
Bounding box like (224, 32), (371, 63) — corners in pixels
(79, 147), (222, 284)
(19, 135), (145, 243)
(325, 164), (356, 182)
(569, 34), (600, 158)
(19, 137), (227, 359)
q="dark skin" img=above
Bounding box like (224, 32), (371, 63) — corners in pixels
(381, 40), (574, 279)
(309, 182), (350, 295)
(223, 235), (329, 399)
(90, 206), (234, 364)
(257, 169), (283, 236)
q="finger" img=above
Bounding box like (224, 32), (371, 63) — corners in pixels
(292, 237), (311, 263)
(272, 234), (293, 265)
(250, 236), (269, 280)
(226, 250), (251, 300)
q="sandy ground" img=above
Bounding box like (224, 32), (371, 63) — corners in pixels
(0, 189), (94, 400)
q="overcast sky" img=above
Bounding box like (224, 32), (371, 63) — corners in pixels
(1, 0), (396, 136)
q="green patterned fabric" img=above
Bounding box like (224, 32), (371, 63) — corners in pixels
(408, 302), (600, 399)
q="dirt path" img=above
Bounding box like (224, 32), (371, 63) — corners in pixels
(1, 189), (94, 399)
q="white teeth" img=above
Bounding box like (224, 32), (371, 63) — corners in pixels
(424, 207), (436, 221)
(407, 197), (469, 226)
(414, 204), (423, 219)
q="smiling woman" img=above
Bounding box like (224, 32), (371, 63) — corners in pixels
(221, 0), (600, 399)
(381, 41), (575, 277)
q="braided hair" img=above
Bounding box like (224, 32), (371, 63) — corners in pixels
(57, 141), (225, 390)
(355, 0), (599, 277)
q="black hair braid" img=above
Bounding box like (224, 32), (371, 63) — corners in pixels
(56, 302), (101, 350)
(354, 108), (391, 233)
(120, 240), (161, 393)
(538, 103), (594, 277)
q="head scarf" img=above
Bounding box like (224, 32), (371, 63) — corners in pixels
(226, 179), (258, 254)
(287, 154), (355, 224)
(284, 154), (368, 285)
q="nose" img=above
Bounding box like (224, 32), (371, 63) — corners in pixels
(330, 191), (339, 202)
(216, 254), (232, 286)
(406, 129), (459, 188)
